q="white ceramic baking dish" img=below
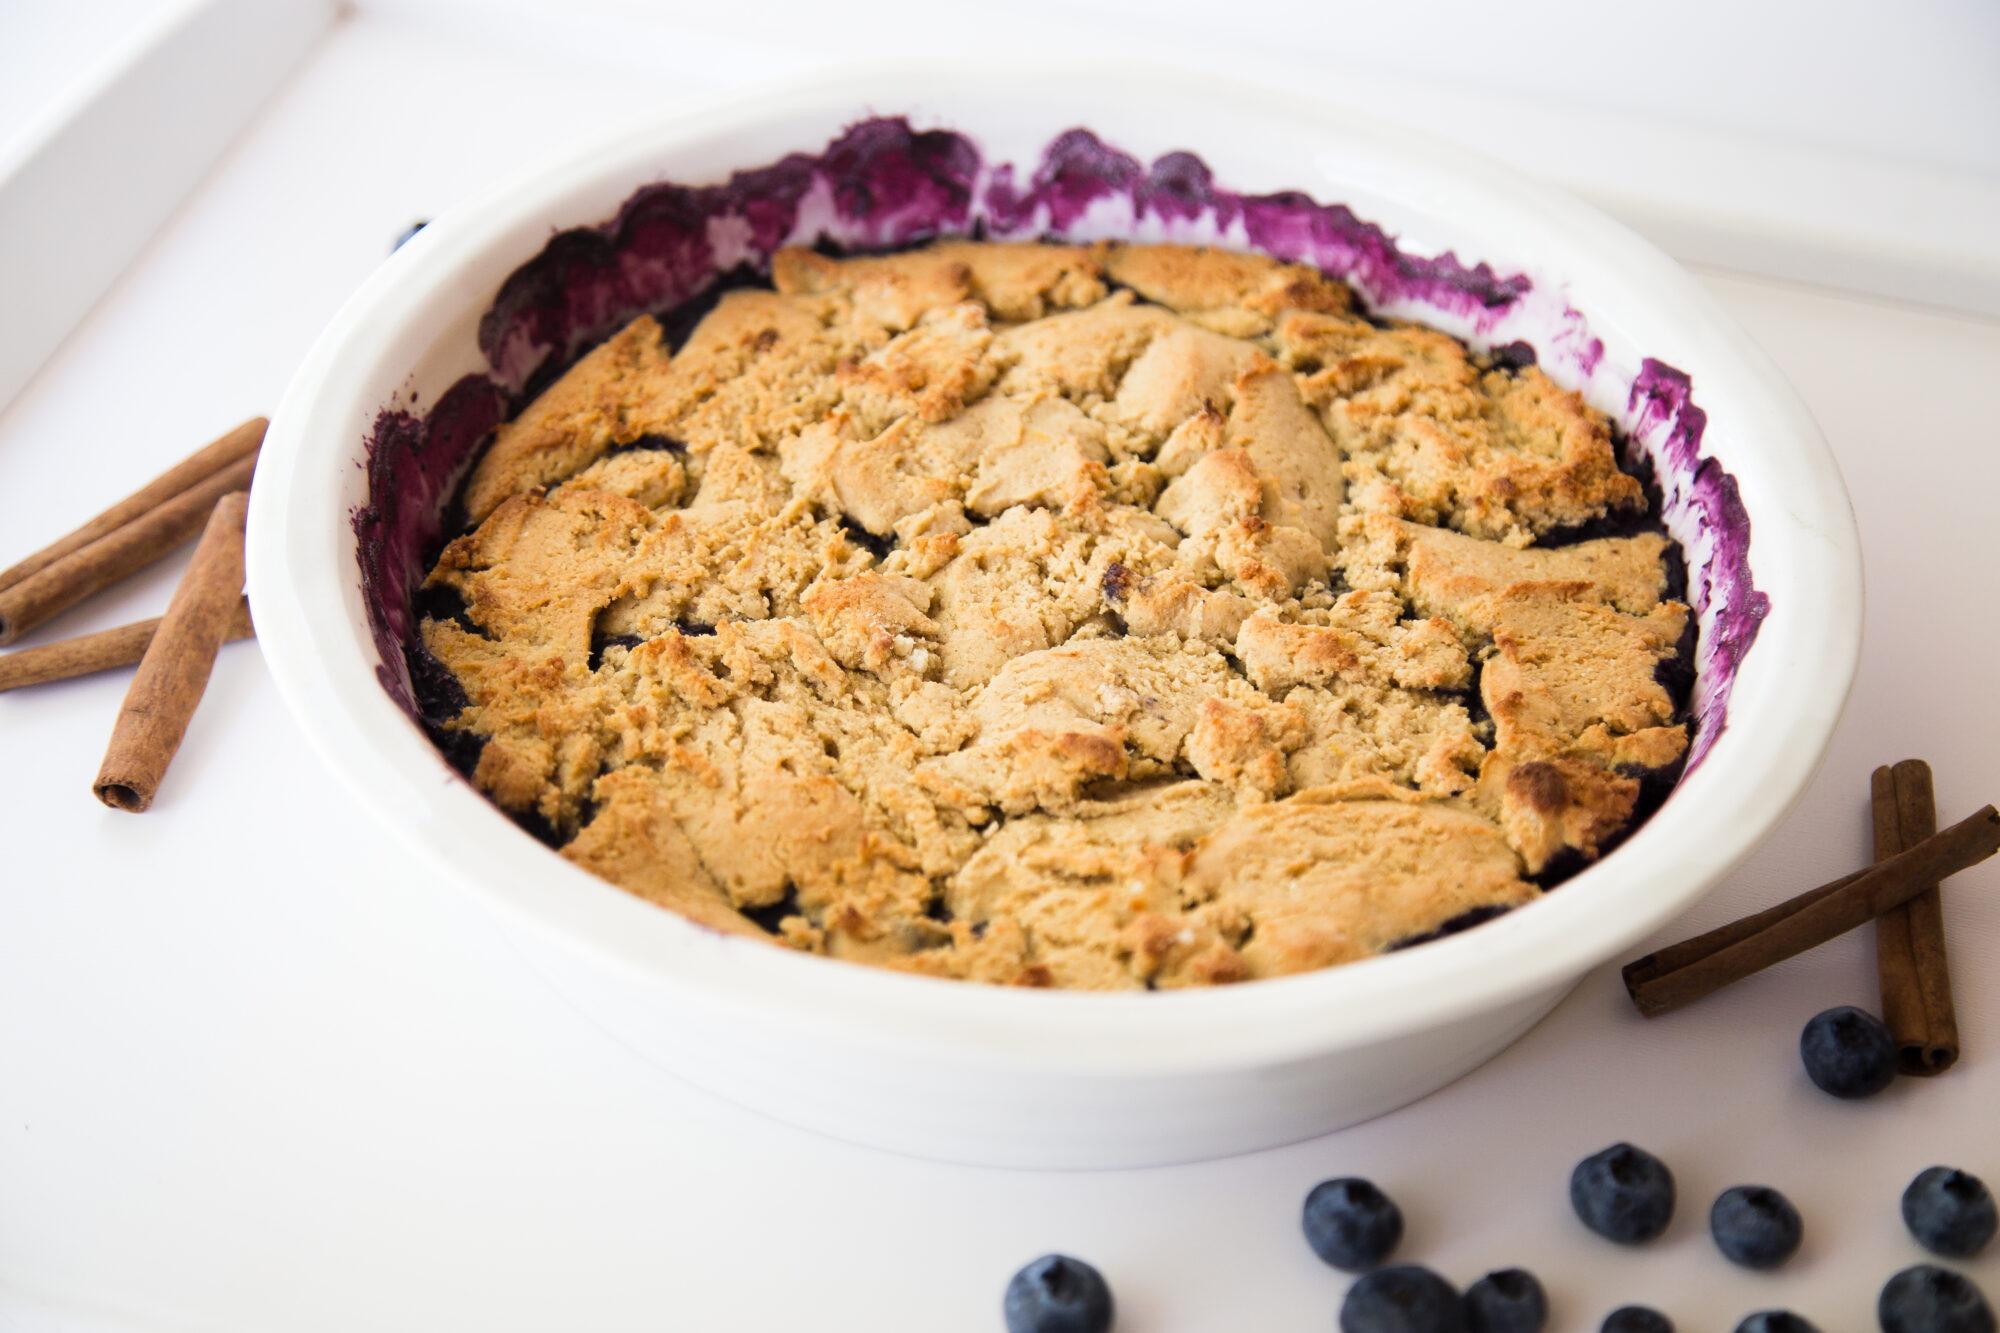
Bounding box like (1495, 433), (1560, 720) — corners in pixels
(246, 67), (1862, 1169)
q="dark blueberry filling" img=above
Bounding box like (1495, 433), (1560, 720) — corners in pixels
(586, 617), (717, 669)
(506, 801), (567, 851)
(1533, 505), (1663, 547)
(1628, 751), (1691, 822)
(411, 580), (486, 639)
(588, 630), (645, 671)
(740, 884), (804, 936)
(1658, 533), (1689, 606)
(1099, 561), (1135, 636)
(1655, 610), (1699, 719)
(509, 353), (573, 412)
(808, 233), (940, 261)
(401, 574), (493, 780)
(654, 261), (766, 353)
(1100, 561), (1134, 604)
(838, 516), (896, 559)
(1526, 438), (1697, 892)
(1532, 846), (1591, 891)
(605, 432), (684, 456)
(406, 641), (484, 779)
(1390, 905), (1513, 952)
(1532, 750), (1690, 893)
(1535, 431), (1673, 548)
(1460, 659), (1494, 736)
(1486, 340), (1537, 372)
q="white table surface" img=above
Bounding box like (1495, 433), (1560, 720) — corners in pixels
(3, 10), (1998, 1332)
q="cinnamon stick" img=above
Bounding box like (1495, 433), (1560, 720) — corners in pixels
(0, 451), (256, 645)
(93, 492), (249, 812)
(0, 599), (251, 693)
(1874, 760), (1958, 1074)
(0, 417), (264, 594)
(1623, 805), (2000, 1017)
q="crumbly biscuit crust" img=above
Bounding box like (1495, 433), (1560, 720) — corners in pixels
(424, 241), (1686, 989)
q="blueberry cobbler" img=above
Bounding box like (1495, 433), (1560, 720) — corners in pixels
(410, 241), (1693, 989)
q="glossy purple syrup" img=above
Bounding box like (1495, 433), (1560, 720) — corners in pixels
(355, 116), (1765, 781)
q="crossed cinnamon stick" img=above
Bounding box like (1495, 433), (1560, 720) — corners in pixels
(1873, 761), (1961, 1073)
(0, 417), (262, 644)
(0, 599), (253, 693)
(1624, 774), (1989, 1074)
(0, 418), (264, 809)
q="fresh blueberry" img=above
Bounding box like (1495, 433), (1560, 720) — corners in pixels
(1601, 1309), (1673, 1333)
(1879, 1264), (1996, 1333)
(1880, 1264), (1992, 1320)
(391, 219), (428, 252)
(1464, 1268), (1546, 1333)
(1340, 1265), (1467, 1333)
(1710, 1185), (1803, 1269)
(1903, 1167), (1998, 1259)
(1002, 1254), (1113, 1333)
(1304, 1177), (1405, 1271)
(1732, 1313), (1819, 1333)
(1570, 1143), (1676, 1244)
(1799, 1006), (1897, 1098)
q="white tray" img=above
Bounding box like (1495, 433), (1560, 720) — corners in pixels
(0, 0), (333, 411)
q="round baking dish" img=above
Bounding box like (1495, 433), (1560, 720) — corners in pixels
(247, 67), (1862, 1169)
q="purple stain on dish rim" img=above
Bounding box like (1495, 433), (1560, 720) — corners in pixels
(356, 373), (505, 700)
(355, 115), (1766, 774)
(1626, 359), (1768, 765)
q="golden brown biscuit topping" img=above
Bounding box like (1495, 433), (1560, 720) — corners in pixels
(420, 241), (1687, 989)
